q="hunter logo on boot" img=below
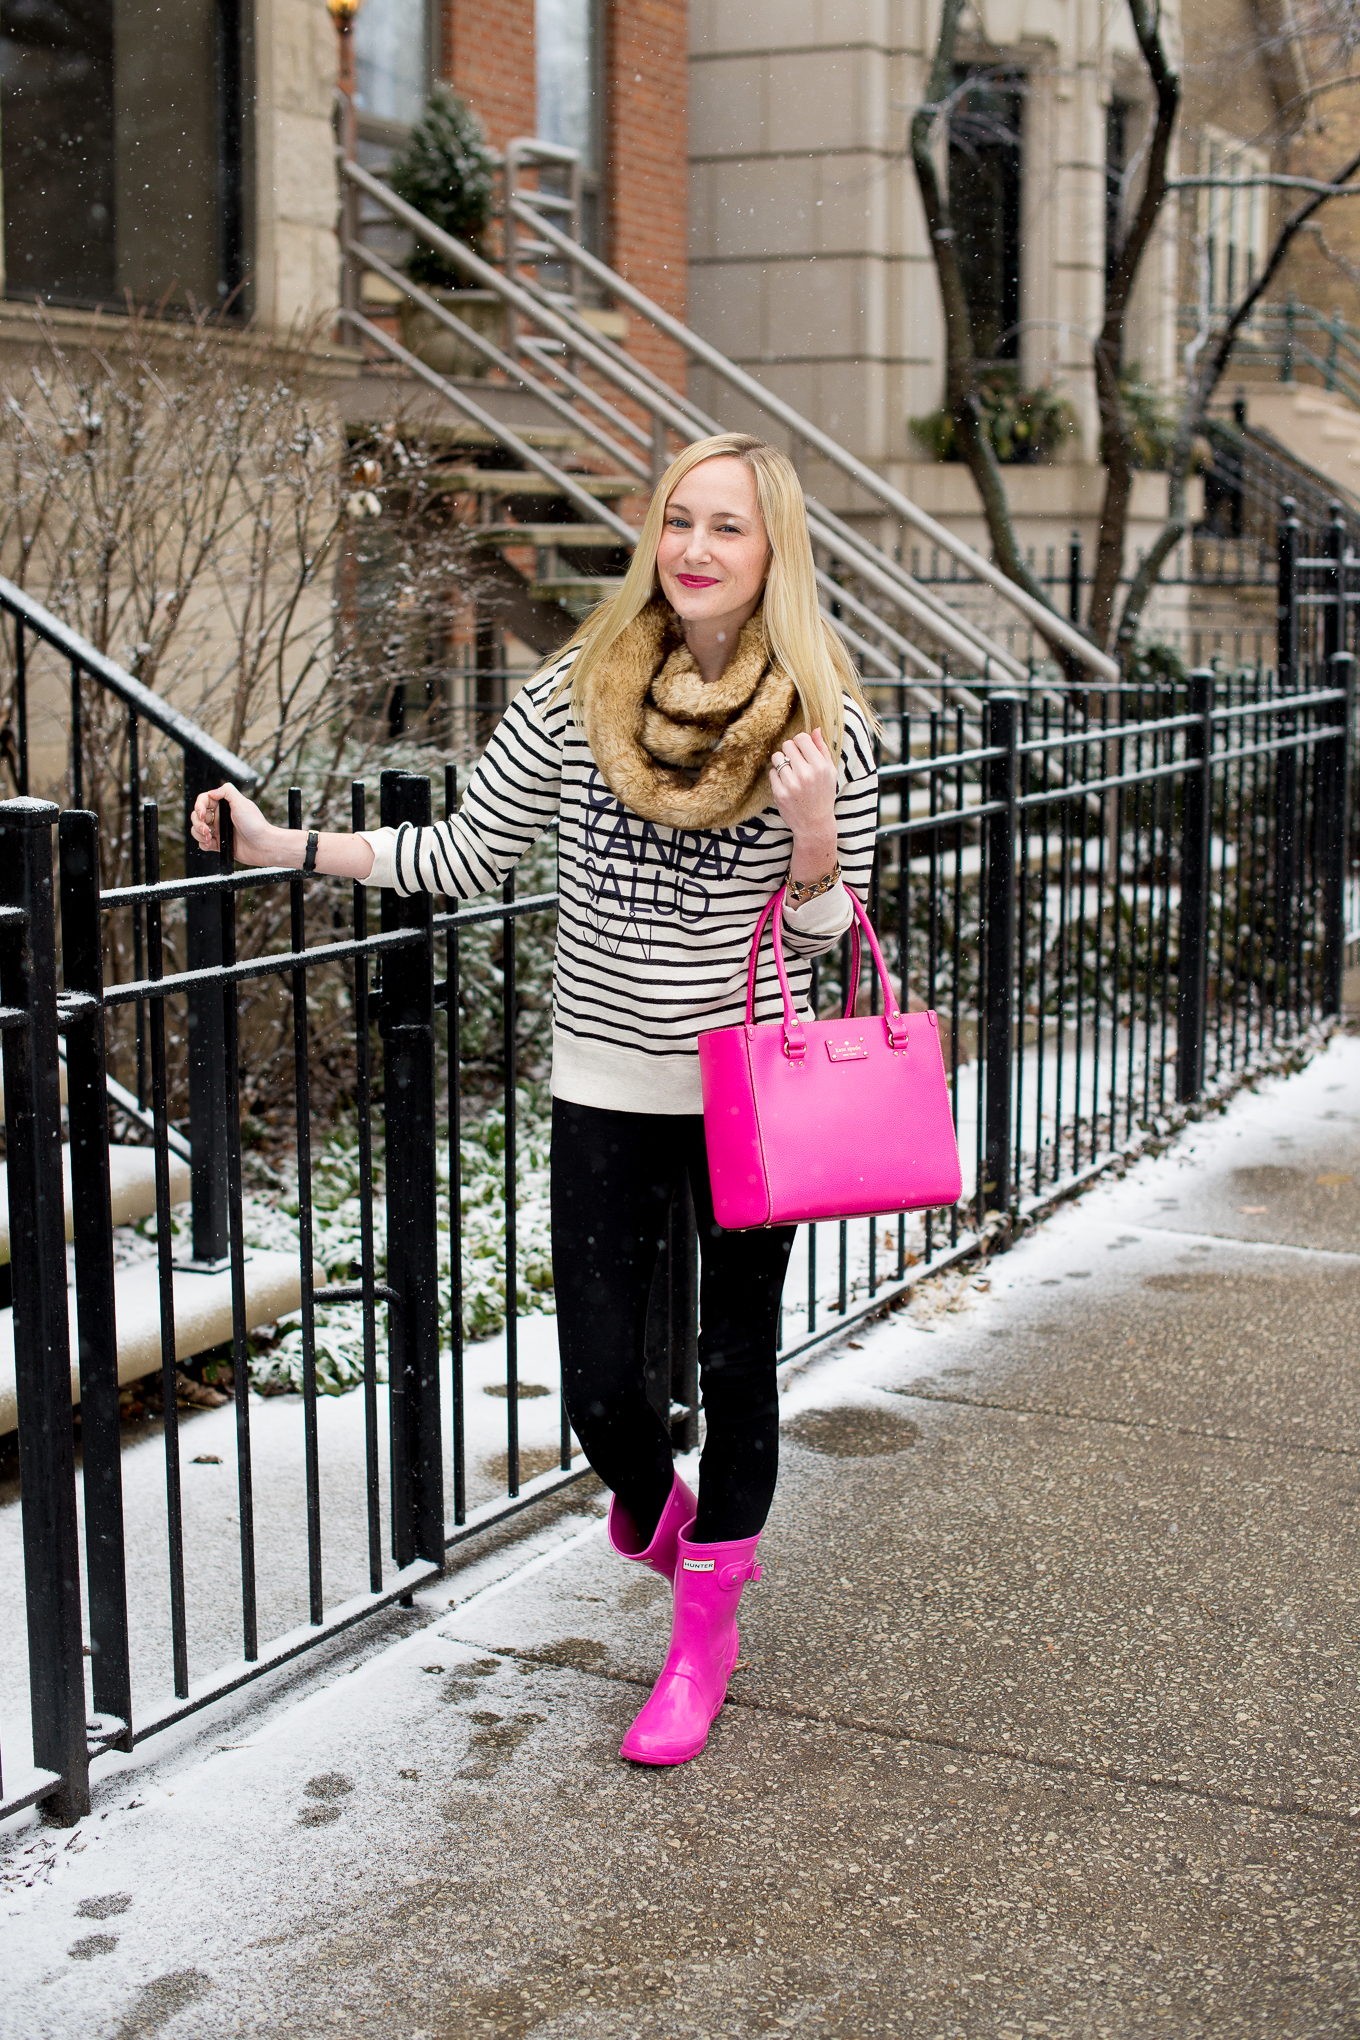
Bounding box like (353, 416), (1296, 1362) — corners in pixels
(682, 1557), (715, 1571)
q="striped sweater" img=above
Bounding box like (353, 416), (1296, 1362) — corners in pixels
(359, 651), (881, 1114)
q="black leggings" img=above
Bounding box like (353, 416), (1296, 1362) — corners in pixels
(551, 1099), (795, 1544)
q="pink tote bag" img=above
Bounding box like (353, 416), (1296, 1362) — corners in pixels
(698, 885), (963, 1231)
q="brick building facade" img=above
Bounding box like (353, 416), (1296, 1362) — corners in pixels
(442, 0), (689, 391)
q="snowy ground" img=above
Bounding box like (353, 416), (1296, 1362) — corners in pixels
(0, 1021), (1338, 1782)
(1, 1031), (1357, 2037)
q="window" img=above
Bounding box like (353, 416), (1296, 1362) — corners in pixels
(0, 0), (245, 311)
(949, 70), (1023, 364)
(354, 0), (430, 134)
(535, 0), (600, 250)
(536, 0), (597, 166)
(1196, 127), (1270, 317)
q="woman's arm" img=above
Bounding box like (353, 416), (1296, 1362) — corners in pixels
(188, 789), (374, 878)
(776, 709), (879, 958)
(189, 665), (568, 896)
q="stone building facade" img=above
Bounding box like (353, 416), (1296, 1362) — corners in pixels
(685, 0), (1186, 612)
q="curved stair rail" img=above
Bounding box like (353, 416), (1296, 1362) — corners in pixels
(336, 153), (1118, 693)
(511, 194), (1120, 682)
(0, 573), (258, 1276)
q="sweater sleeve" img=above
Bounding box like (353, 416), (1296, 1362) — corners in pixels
(779, 699), (879, 958)
(358, 666), (567, 897)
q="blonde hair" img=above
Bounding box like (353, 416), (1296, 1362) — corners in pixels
(551, 432), (876, 760)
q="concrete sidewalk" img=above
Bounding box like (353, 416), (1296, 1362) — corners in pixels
(4, 1034), (1360, 2039)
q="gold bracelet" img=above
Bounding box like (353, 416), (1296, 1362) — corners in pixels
(786, 862), (840, 908)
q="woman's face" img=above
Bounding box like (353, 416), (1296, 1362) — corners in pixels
(655, 456), (772, 636)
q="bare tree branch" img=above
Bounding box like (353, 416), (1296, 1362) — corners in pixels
(1087, 0), (1180, 654)
(1114, 135), (1360, 656)
(908, 0), (1074, 661)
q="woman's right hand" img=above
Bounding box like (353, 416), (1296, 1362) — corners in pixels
(189, 783), (278, 867)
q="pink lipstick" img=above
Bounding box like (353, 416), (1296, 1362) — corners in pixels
(676, 574), (720, 587)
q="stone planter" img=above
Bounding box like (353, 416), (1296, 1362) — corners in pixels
(399, 288), (506, 379)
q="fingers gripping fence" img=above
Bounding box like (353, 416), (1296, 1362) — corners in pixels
(1, 549), (1357, 1825)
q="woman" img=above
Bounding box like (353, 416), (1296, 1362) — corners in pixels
(191, 432), (880, 1767)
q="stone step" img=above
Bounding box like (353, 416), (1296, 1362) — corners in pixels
(530, 575), (629, 607)
(0, 1245), (321, 1435)
(0, 1143), (191, 1265)
(472, 522), (626, 549)
(337, 372), (599, 446)
(428, 468), (639, 499)
(1241, 386), (1360, 504)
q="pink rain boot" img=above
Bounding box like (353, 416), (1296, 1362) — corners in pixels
(607, 1469), (697, 1584)
(619, 1528), (761, 1766)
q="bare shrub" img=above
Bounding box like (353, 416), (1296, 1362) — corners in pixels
(0, 306), (490, 1122)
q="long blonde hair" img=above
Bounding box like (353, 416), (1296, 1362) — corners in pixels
(551, 432), (876, 759)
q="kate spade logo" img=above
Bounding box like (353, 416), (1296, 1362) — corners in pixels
(826, 1037), (867, 1062)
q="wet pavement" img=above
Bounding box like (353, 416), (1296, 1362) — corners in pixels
(3, 1032), (1359, 2039)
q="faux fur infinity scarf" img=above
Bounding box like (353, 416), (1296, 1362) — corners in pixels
(581, 600), (803, 830)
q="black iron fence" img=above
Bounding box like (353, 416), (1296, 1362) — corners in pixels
(2, 516), (1358, 1825)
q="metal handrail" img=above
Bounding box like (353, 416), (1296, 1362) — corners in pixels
(509, 194), (1121, 681)
(336, 152), (1073, 687)
(0, 574), (257, 792)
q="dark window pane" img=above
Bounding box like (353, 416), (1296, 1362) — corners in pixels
(0, 0), (245, 310)
(1, 0), (116, 301)
(949, 70), (1023, 363)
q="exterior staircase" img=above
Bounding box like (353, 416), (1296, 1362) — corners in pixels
(336, 149), (1121, 690)
(1237, 384), (1360, 509)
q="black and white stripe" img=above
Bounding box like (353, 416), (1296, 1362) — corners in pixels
(360, 653), (881, 1113)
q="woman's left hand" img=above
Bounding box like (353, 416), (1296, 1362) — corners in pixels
(769, 728), (840, 880)
(768, 727), (837, 834)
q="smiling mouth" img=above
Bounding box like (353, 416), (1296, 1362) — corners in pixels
(675, 574), (720, 587)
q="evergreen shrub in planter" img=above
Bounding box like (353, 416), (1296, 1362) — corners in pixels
(910, 369), (1077, 464)
(389, 87), (504, 378)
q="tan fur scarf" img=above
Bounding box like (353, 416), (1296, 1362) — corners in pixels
(581, 600), (803, 830)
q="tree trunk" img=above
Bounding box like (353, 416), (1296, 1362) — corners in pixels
(908, 0), (1071, 664)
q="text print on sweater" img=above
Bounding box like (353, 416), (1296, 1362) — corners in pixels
(359, 653), (880, 1114)
(582, 776), (774, 957)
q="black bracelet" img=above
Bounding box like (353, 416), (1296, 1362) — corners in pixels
(303, 829), (319, 875)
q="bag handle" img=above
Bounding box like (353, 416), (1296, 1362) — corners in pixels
(745, 885), (909, 1057)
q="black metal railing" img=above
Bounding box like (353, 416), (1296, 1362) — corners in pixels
(2, 509), (1357, 1826)
(0, 573), (260, 1287)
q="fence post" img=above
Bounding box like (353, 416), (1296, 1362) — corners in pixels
(58, 811), (133, 1749)
(1275, 500), (1302, 1010)
(1324, 502), (1346, 670)
(1068, 529), (1082, 625)
(1277, 496), (1299, 691)
(645, 1181), (699, 1454)
(379, 770), (443, 1573)
(1321, 649), (1354, 1015)
(0, 798), (90, 1824)
(1177, 670), (1214, 1103)
(983, 694), (1019, 1215)
(182, 749), (229, 1266)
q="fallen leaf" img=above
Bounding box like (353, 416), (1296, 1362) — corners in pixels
(1316, 1172), (1353, 1187)
(1237, 1205), (1269, 1214)
(191, 1453), (222, 1465)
